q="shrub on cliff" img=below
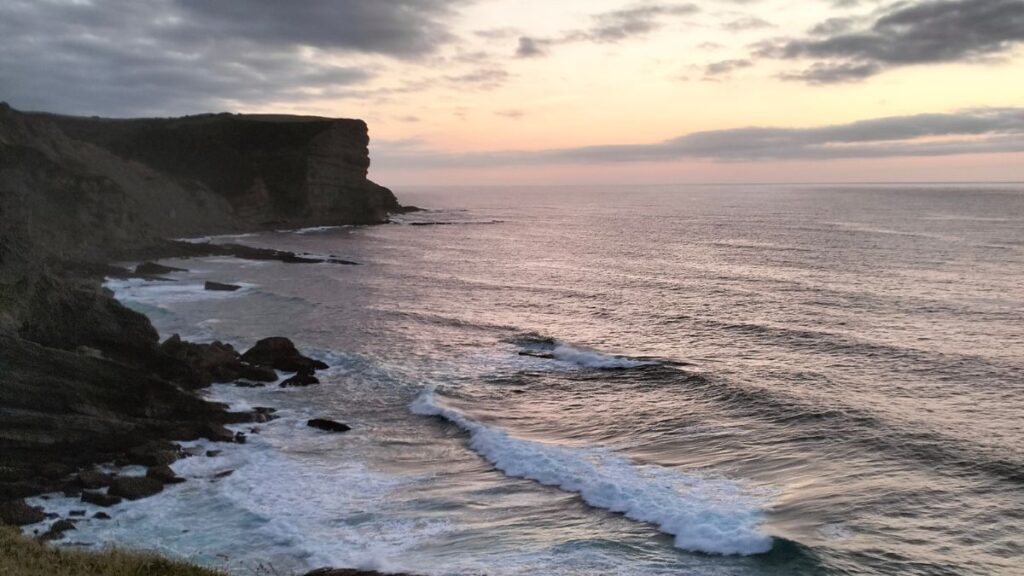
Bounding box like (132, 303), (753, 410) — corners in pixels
(0, 527), (223, 576)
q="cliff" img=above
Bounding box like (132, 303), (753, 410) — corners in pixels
(0, 103), (404, 512)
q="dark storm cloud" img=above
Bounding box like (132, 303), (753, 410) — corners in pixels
(516, 3), (699, 57)
(762, 0), (1024, 83)
(376, 108), (1024, 167)
(0, 0), (465, 116)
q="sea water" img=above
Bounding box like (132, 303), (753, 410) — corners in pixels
(29, 184), (1024, 575)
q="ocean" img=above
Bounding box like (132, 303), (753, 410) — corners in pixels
(32, 184), (1024, 575)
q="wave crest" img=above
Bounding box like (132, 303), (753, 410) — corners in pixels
(411, 388), (773, 556)
(512, 333), (658, 370)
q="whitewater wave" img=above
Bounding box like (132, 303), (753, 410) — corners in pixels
(104, 278), (256, 306)
(410, 388), (773, 556)
(513, 334), (657, 370)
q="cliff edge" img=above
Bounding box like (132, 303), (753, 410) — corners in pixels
(0, 103), (405, 510)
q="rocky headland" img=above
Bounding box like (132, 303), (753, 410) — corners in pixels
(0, 103), (416, 574)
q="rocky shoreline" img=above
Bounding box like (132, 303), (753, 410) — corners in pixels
(0, 104), (420, 574)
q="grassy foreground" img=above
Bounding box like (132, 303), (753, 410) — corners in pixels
(0, 527), (224, 576)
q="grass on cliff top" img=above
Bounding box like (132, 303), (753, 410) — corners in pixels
(0, 527), (225, 576)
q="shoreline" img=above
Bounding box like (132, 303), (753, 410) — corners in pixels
(1, 104), (423, 574)
(3, 236), (422, 576)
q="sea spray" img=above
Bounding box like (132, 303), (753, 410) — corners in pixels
(411, 388), (774, 556)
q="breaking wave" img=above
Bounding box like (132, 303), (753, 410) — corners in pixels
(410, 388), (774, 556)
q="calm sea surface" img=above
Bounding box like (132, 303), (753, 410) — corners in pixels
(43, 184), (1024, 575)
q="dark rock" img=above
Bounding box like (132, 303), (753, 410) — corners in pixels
(280, 370), (320, 387)
(108, 476), (164, 500)
(204, 281), (241, 292)
(201, 424), (236, 443)
(94, 511), (111, 519)
(236, 363), (279, 382)
(235, 381), (267, 388)
(77, 469), (114, 490)
(251, 407), (277, 423)
(69, 510), (86, 517)
(81, 490), (122, 507)
(392, 205), (425, 214)
(42, 519), (77, 540)
(213, 470), (234, 479)
(307, 419), (351, 433)
(134, 262), (187, 276)
(158, 335), (277, 387)
(241, 337), (328, 373)
(37, 463), (73, 480)
(234, 432), (247, 444)
(205, 450), (222, 458)
(127, 442), (180, 467)
(0, 333), (232, 497)
(0, 481), (46, 500)
(0, 499), (46, 526)
(146, 465), (185, 485)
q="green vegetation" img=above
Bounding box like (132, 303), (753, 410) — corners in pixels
(0, 527), (224, 576)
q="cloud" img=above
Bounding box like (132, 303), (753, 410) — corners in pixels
(0, 0), (465, 115)
(495, 109), (526, 118)
(762, 0), (1024, 83)
(444, 68), (511, 90)
(704, 58), (754, 76)
(375, 108), (1024, 167)
(516, 37), (550, 58)
(515, 3), (699, 57)
(722, 16), (774, 31)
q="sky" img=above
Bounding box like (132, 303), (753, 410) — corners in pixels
(1, 0), (1023, 185)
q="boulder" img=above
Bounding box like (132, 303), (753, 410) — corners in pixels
(241, 337), (328, 373)
(251, 407), (277, 423)
(41, 518), (76, 540)
(201, 424), (236, 443)
(80, 490), (122, 507)
(126, 442), (180, 467)
(146, 465), (185, 485)
(77, 469), (113, 490)
(280, 370), (320, 387)
(108, 476), (164, 500)
(0, 499), (45, 526)
(307, 419), (351, 433)
(159, 335), (277, 386)
(134, 262), (186, 276)
(94, 511), (111, 520)
(204, 281), (241, 291)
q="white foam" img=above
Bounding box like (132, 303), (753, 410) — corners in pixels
(550, 344), (656, 370)
(174, 232), (259, 243)
(410, 388), (773, 556)
(290, 225), (346, 234)
(104, 278), (255, 307)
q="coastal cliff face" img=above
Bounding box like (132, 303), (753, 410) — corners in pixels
(27, 108), (400, 231)
(0, 103), (402, 508)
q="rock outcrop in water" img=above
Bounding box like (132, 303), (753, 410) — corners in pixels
(0, 102), (404, 506)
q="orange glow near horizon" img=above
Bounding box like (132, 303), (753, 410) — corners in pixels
(238, 1), (1024, 185)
